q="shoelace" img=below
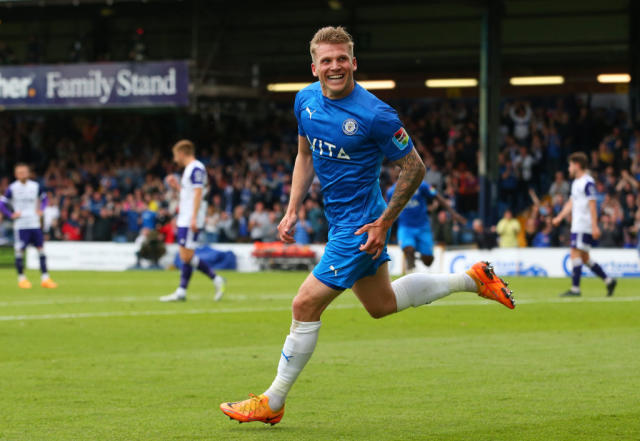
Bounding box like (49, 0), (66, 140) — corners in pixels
(235, 393), (264, 412)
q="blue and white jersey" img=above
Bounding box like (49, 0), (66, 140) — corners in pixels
(177, 159), (208, 228)
(1, 180), (45, 230)
(386, 181), (436, 229)
(295, 81), (413, 227)
(570, 173), (596, 234)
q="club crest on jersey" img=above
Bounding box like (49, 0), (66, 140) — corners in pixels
(392, 127), (410, 150)
(341, 118), (358, 136)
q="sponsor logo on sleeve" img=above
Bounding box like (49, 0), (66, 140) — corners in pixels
(392, 127), (410, 150)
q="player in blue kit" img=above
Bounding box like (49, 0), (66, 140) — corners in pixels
(387, 177), (465, 272)
(220, 26), (514, 425)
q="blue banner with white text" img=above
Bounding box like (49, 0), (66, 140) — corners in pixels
(0, 60), (189, 109)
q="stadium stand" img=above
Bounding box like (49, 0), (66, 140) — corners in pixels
(1, 96), (639, 250)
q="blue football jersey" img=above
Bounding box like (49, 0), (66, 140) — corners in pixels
(386, 181), (436, 228)
(295, 82), (413, 227)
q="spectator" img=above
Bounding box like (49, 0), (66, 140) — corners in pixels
(294, 208), (313, 245)
(92, 207), (115, 241)
(43, 195), (60, 237)
(304, 199), (326, 243)
(509, 101), (532, 143)
(159, 217), (176, 244)
(599, 214), (623, 247)
(601, 191), (623, 224)
(263, 212), (279, 242)
(549, 171), (570, 199)
(472, 218), (496, 249)
(249, 202), (271, 242)
(496, 209), (520, 248)
(432, 211), (454, 245)
(513, 145), (536, 206)
(216, 211), (235, 242)
(141, 206), (157, 230)
(62, 211), (83, 241)
(204, 205), (220, 243)
(532, 218), (553, 247)
(524, 217), (537, 246)
(499, 156), (518, 211)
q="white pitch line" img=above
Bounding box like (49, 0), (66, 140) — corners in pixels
(0, 304), (356, 322)
(0, 296), (639, 322)
(0, 293), (294, 307)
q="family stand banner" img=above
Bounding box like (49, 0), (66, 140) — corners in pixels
(0, 60), (189, 109)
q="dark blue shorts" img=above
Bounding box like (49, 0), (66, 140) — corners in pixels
(570, 232), (595, 251)
(15, 228), (44, 251)
(177, 227), (200, 250)
(313, 225), (391, 291)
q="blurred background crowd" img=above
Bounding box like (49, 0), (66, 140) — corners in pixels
(1, 95), (639, 250)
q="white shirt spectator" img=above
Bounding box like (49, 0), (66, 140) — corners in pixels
(43, 203), (60, 233)
(510, 105), (532, 141)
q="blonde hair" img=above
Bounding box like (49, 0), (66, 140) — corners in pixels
(310, 26), (354, 61)
(172, 139), (195, 156)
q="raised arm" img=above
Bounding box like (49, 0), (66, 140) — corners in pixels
(435, 193), (466, 224)
(278, 135), (315, 243)
(356, 148), (425, 259)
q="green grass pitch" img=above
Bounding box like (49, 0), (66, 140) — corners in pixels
(1, 269), (639, 441)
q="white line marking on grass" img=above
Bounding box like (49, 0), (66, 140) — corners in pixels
(0, 294), (293, 307)
(0, 296), (639, 322)
(0, 304), (357, 321)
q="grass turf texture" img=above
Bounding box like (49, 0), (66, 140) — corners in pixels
(1, 269), (639, 441)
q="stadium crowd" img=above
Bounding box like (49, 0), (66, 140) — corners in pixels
(1, 95), (639, 250)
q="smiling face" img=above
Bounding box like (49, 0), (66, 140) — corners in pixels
(311, 42), (357, 100)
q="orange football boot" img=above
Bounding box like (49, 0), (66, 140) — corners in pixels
(220, 393), (284, 426)
(18, 278), (32, 289)
(466, 261), (515, 309)
(41, 278), (58, 289)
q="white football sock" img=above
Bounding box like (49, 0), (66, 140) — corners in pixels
(176, 287), (186, 296)
(264, 319), (321, 411)
(392, 273), (477, 312)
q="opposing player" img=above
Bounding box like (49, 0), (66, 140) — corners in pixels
(160, 140), (225, 302)
(220, 27), (514, 425)
(387, 173), (465, 272)
(552, 152), (616, 297)
(0, 163), (57, 289)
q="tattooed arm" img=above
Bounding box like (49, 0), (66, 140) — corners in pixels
(355, 148), (425, 259)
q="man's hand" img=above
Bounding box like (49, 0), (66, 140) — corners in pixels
(278, 212), (298, 243)
(551, 216), (562, 227)
(190, 218), (198, 233)
(354, 219), (392, 260)
(592, 224), (601, 240)
(37, 209), (43, 217)
(11, 211), (21, 220)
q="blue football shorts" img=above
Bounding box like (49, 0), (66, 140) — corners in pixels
(397, 224), (434, 256)
(313, 224), (391, 291)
